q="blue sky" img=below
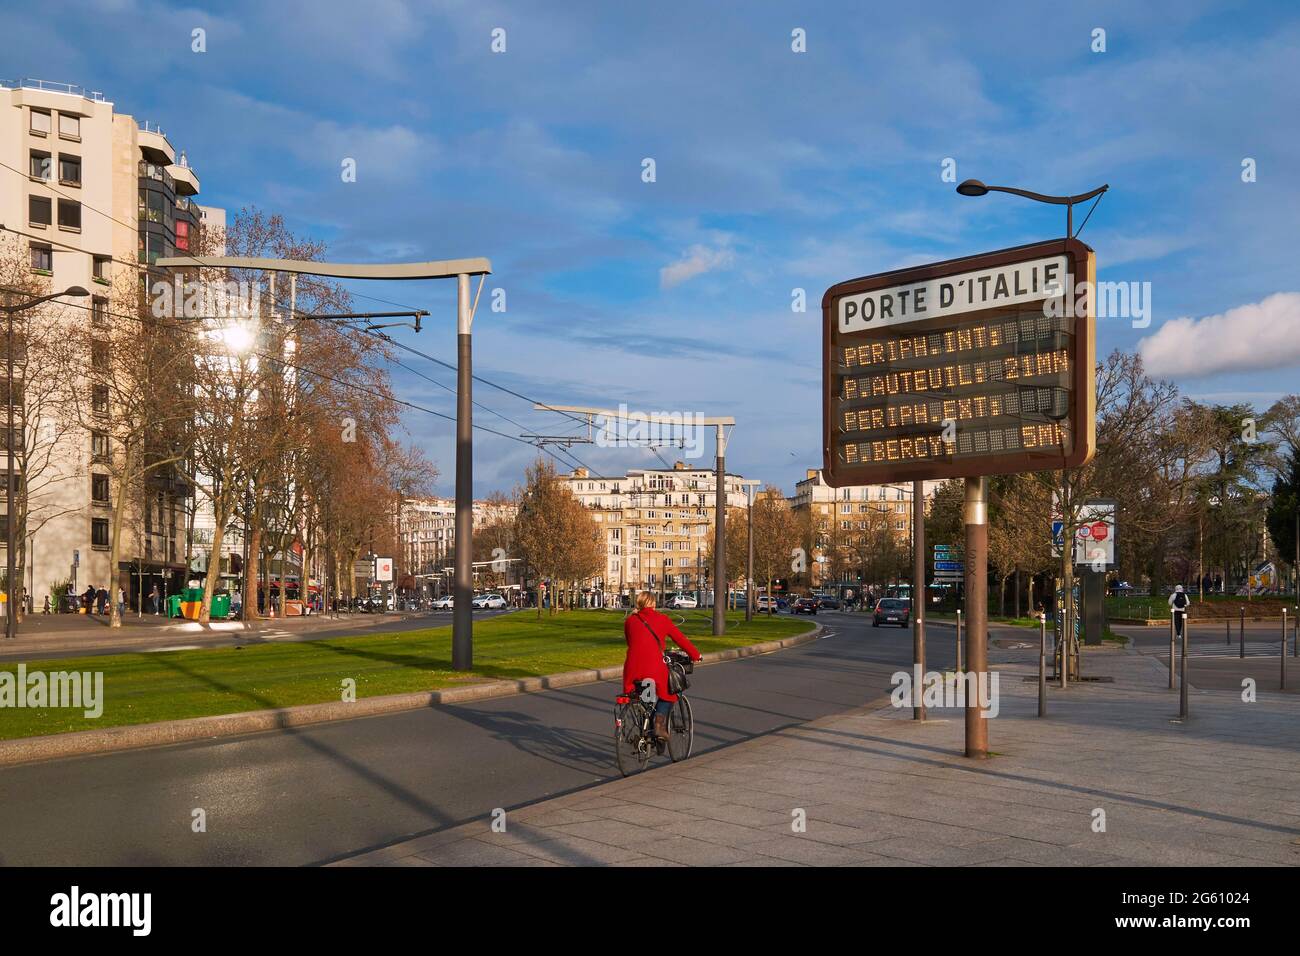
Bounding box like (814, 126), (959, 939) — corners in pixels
(5, 0), (1298, 495)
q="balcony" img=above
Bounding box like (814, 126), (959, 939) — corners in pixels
(137, 124), (175, 165)
(168, 162), (199, 196)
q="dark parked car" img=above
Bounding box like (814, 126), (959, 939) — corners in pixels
(817, 595), (841, 610)
(873, 598), (911, 628)
(792, 596), (818, 615)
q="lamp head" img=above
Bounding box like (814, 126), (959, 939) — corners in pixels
(956, 179), (989, 197)
(62, 286), (91, 298)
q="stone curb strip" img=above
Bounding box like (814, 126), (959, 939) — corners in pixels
(0, 624), (822, 767)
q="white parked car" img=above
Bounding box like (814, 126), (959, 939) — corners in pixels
(472, 593), (508, 610)
(668, 594), (698, 609)
(431, 595), (454, 610)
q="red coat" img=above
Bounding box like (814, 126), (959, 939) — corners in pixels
(622, 608), (701, 702)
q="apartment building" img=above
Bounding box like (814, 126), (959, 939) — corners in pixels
(397, 495), (519, 595)
(790, 468), (942, 592)
(560, 462), (753, 601)
(0, 78), (214, 609)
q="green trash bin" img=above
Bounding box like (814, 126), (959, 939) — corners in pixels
(210, 592), (231, 620)
(166, 594), (183, 619)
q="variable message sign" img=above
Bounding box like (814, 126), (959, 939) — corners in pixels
(822, 238), (1096, 486)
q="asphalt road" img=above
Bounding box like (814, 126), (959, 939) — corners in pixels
(0, 610), (950, 866)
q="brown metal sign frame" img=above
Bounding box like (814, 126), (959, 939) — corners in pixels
(822, 237), (1095, 487)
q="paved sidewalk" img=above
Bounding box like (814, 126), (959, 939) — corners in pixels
(337, 646), (1300, 867)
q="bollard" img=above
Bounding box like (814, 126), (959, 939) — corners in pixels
(1283, 609), (1288, 691)
(1179, 615), (1189, 719)
(1240, 606), (1246, 659)
(955, 609), (963, 672)
(1226, 617), (1230, 646)
(1294, 606), (1298, 659)
(1038, 613), (1047, 718)
(1168, 615), (1176, 690)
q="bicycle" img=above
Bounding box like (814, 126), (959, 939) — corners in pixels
(614, 651), (695, 776)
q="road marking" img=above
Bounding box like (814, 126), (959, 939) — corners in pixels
(819, 629), (836, 639)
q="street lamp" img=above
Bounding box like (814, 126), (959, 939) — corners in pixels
(955, 179), (1108, 238)
(1, 285), (90, 638)
(157, 253), (490, 666)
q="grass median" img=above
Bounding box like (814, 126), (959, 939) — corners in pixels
(0, 609), (814, 741)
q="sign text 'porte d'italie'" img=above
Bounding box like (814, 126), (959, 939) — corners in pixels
(822, 238), (1097, 486)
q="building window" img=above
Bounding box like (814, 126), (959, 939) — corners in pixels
(175, 219), (190, 251)
(58, 113), (80, 139)
(58, 154), (81, 186)
(91, 430), (108, 460)
(92, 473), (110, 503)
(29, 150), (51, 180)
(29, 243), (52, 272)
(91, 518), (109, 547)
(92, 384), (109, 413)
(91, 341), (108, 369)
(57, 198), (81, 231)
(92, 297), (108, 326)
(93, 256), (110, 282)
(28, 195), (51, 227)
(30, 109), (50, 136)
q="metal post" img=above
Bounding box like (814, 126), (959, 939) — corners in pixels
(1239, 606), (1245, 659)
(962, 477), (988, 758)
(1169, 615), (1176, 690)
(912, 479), (925, 721)
(4, 303), (13, 639)
(955, 609), (962, 672)
(712, 424), (726, 636)
(745, 485), (754, 624)
(1226, 618), (1230, 646)
(452, 273), (473, 670)
(1179, 615), (1189, 719)
(1038, 612), (1047, 718)
(1282, 608), (1288, 691)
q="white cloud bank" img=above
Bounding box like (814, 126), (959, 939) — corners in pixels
(659, 244), (735, 289)
(1138, 292), (1300, 379)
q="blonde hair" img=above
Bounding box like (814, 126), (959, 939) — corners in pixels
(635, 590), (656, 611)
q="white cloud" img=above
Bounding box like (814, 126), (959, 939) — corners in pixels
(659, 244), (735, 289)
(1138, 292), (1300, 378)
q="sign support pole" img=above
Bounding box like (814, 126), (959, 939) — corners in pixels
(963, 476), (988, 759)
(912, 479), (926, 720)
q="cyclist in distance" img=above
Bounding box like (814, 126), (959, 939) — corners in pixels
(623, 591), (702, 743)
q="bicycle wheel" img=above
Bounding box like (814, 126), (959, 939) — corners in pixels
(614, 704), (651, 776)
(666, 695), (694, 761)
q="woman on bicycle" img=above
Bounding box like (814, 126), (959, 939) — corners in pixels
(622, 591), (702, 743)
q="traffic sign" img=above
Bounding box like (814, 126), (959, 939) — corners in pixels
(933, 560), (964, 572)
(823, 238), (1097, 486)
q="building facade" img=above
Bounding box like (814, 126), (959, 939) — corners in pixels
(560, 462), (753, 602)
(0, 78), (212, 610)
(790, 469), (943, 593)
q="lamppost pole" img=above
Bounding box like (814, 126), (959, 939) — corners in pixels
(955, 179), (1108, 240)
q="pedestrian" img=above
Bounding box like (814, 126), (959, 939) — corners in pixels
(147, 584), (159, 615)
(97, 587), (109, 615)
(117, 586), (125, 617)
(83, 584), (96, 616)
(1168, 584), (1190, 639)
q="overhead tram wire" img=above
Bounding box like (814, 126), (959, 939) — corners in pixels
(35, 293), (591, 465)
(0, 160), (640, 476)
